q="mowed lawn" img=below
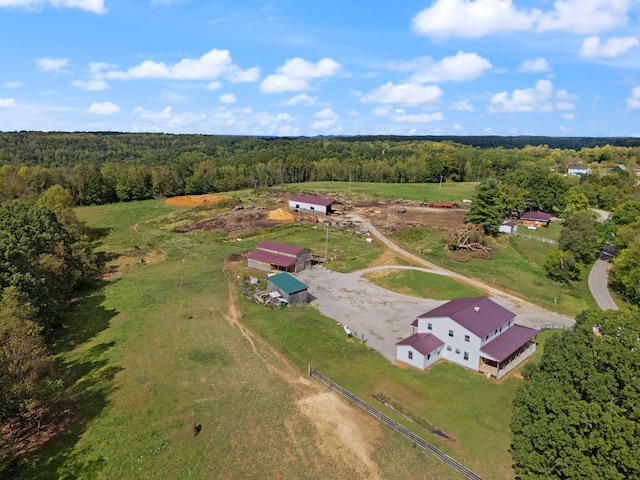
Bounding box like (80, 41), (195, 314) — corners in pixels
(10, 199), (462, 480)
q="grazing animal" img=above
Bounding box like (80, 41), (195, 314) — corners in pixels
(192, 423), (198, 436)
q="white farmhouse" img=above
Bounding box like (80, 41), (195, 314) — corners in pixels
(396, 297), (538, 379)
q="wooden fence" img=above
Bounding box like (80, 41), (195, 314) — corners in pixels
(513, 232), (558, 244)
(308, 366), (483, 480)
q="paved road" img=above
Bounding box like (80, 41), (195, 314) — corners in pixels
(589, 208), (619, 311)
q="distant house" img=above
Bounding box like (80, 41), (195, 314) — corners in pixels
(288, 194), (334, 215)
(610, 164), (627, 173)
(567, 165), (592, 176)
(396, 297), (538, 379)
(520, 211), (552, 228)
(499, 219), (518, 234)
(267, 272), (309, 306)
(247, 240), (311, 273)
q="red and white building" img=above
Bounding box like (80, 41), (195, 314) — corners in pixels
(520, 211), (552, 228)
(396, 297), (538, 378)
(288, 194), (334, 215)
(247, 240), (311, 273)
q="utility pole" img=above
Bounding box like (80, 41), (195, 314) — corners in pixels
(324, 223), (329, 262)
(439, 175), (443, 191)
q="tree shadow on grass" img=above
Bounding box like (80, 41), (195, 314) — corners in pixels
(2, 286), (122, 479)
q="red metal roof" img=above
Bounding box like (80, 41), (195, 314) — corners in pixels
(290, 195), (335, 207)
(416, 297), (515, 338)
(480, 325), (538, 362)
(257, 240), (305, 256)
(520, 211), (552, 221)
(247, 250), (296, 268)
(395, 333), (444, 356)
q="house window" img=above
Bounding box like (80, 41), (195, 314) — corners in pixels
(446, 345), (452, 351)
(464, 351), (469, 361)
(464, 335), (470, 342)
(427, 353), (431, 360)
(499, 326), (503, 333)
(448, 329), (454, 337)
(408, 351), (413, 360)
(455, 348), (460, 354)
(485, 335), (489, 341)
(427, 322), (432, 330)
(494, 329), (498, 335)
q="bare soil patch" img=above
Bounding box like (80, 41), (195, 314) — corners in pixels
(165, 194), (231, 206)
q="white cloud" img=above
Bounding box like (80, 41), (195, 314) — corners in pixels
(580, 36), (639, 58)
(35, 57), (71, 75)
(361, 82), (443, 106)
(407, 52), (492, 83)
(536, 0), (631, 34)
(283, 93), (318, 106)
(0, 98), (16, 108)
(562, 113), (575, 120)
(489, 79), (575, 113)
(518, 57), (551, 73)
(390, 109), (445, 123)
(261, 57), (341, 93)
(88, 101), (119, 114)
(311, 107), (339, 129)
(132, 106), (207, 127)
(627, 86), (640, 110)
(72, 79), (110, 90)
(451, 99), (475, 111)
(412, 0), (536, 39)
(3, 81), (23, 88)
(411, 0), (633, 39)
(0, 0), (105, 13)
(106, 49), (258, 83)
(205, 81), (222, 91)
(219, 93), (236, 104)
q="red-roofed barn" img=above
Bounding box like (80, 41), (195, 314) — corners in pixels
(396, 297), (538, 378)
(289, 194), (334, 215)
(247, 240), (311, 273)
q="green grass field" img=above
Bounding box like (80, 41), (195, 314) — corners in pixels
(8, 183), (583, 479)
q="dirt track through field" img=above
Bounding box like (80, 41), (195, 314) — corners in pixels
(221, 263), (383, 479)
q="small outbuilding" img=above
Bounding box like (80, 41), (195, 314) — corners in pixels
(567, 165), (592, 176)
(267, 272), (309, 306)
(520, 211), (552, 228)
(247, 240), (311, 273)
(289, 194), (334, 215)
(499, 219), (518, 234)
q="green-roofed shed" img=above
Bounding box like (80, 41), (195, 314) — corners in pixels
(267, 272), (309, 306)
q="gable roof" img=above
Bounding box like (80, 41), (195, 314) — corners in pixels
(520, 211), (552, 221)
(257, 240), (306, 256)
(480, 324), (538, 362)
(267, 272), (308, 294)
(416, 297), (515, 338)
(247, 250), (296, 268)
(395, 333), (444, 356)
(289, 194), (334, 207)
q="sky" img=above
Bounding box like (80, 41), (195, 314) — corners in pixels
(1, 0), (640, 137)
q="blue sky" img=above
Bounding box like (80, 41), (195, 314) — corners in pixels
(1, 0), (640, 137)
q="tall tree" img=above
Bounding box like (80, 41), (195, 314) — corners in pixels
(465, 177), (502, 235)
(558, 212), (602, 264)
(511, 309), (640, 479)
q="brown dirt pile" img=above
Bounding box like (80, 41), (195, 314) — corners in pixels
(165, 194), (231, 206)
(268, 208), (295, 221)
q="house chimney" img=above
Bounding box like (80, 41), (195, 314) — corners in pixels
(473, 306), (480, 312)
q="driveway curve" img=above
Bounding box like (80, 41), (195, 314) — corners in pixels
(296, 215), (575, 363)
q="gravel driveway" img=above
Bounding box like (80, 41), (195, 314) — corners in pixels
(296, 265), (574, 362)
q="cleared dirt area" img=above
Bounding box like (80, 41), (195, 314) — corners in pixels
(168, 193), (467, 237)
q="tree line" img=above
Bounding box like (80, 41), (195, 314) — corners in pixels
(1, 132), (639, 207)
(0, 186), (101, 435)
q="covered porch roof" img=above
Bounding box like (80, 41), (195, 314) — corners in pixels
(480, 325), (538, 362)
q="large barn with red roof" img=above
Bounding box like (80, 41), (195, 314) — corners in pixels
(396, 297), (538, 379)
(247, 240), (311, 273)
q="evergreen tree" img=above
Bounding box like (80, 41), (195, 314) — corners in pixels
(464, 177), (502, 235)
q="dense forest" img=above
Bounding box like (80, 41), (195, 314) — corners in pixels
(1, 132), (640, 478)
(1, 132), (639, 209)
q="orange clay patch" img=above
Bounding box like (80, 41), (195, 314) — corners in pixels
(165, 194), (232, 206)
